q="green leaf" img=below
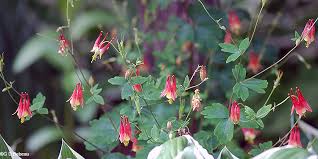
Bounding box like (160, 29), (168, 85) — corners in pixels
(238, 38), (250, 54)
(90, 84), (102, 95)
(108, 76), (126, 85)
(58, 139), (84, 159)
(142, 80), (161, 100)
(249, 141), (272, 156)
(239, 110), (259, 128)
(26, 126), (62, 153)
(154, 136), (189, 159)
(214, 119), (234, 144)
(71, 11), (116, 40)
(130, 76), (148, 85)
(241, 78), (268, 94)
(93, 95), (104, 105)
(219, 43), (239, 54)
(256, 105), (272, 118)
(310, 138), (318, 154)
(256, 119), (264, 129)
(0, 134), (21, 159)
(244, 106), (256, 120)
(217, 146), (239, 159)
(37, 108), (49, 114)
(233, 83), (249, 101)
(13, 30), (59, 73)
(148, 135), (213, 159)
(85, 114), (117, 151)
(268, 148), (309, 159)
(133, 95), (141, 115)
(291, 31), (301, 42)
(30, 93), (46, 111)
(201, 103), (229, 119)
(121, 83), (134, 99)
(151, 125), (160, 142)
(226, 53), (242, 63)
(85, 96), (94, 105)
(102, 153), (127, 159)
(232, 64), (246, 81)
(183, 75), (190, 88)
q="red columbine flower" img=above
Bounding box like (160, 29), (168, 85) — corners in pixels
(67, 83), (84, 111)
(119, 115), (132, 146)
(58, 34), (70, 56)
(289, 87), (312, 117)
(301, 19), (315, 48)
(230, 101), (240, 124)
(247, 52), (262, 74)
(13, 92), (32, 123)
(132, 69), (143, 92)
(224, 30), (232, 44)
(90, 31), (115, 62)
(228, 11), (241, 35)
(161, 75), (177, 104)
(288, 125), (302, 147)
(242, 128), (259, 144)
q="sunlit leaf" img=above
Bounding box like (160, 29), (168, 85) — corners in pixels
(58, 139), (84, 159)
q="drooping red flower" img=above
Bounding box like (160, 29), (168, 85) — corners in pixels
(13, 92), (32, 123)
(224, 30), (232, 44)
(90, 31), (115, 62)
(58, 34), (70, 56)
(242, 128), (259, 144)
(132, 69), (143, 92)
(301, 19), (315, 48)
(228, 11), (241, 35)
(247, 52), (262, 74)
(119, 115), (132, 147)
(67, 83), (84, 111)
(288, 125), (302, 147)
(289, 87), (312, 117)
(230, 101), (240, 124)
(161, 75), (177, 104)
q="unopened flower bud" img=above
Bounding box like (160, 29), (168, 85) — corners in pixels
(167, 121), (172, 131)
(169, 132), (173, 139)
(125, 69), (133, 79)
(176, 56), (182, 66)
(182, 41), (193, 53)
(274, 70), (283, 88)
(230, 101), (240, 124)
(199, 66), (207, 81)
(191, 89), (202, 111)
(89, 76), (95, 87)
(0, 53), (4, 72)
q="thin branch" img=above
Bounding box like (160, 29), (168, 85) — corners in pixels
(245, 17), (318, 81)
(273, 117), (301, 147)
(249, 3), (264, 43)
(39, 114), (107, 154)
(196, 0), (226, 31)
(185, 78), (208, 91)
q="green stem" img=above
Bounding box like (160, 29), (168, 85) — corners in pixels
(249, 3), (264, 43)
(245, 17), (318, 81)
(196, 0), (225, 31)
(264, 85), (275, 106)
(271, 96), (290, 111)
